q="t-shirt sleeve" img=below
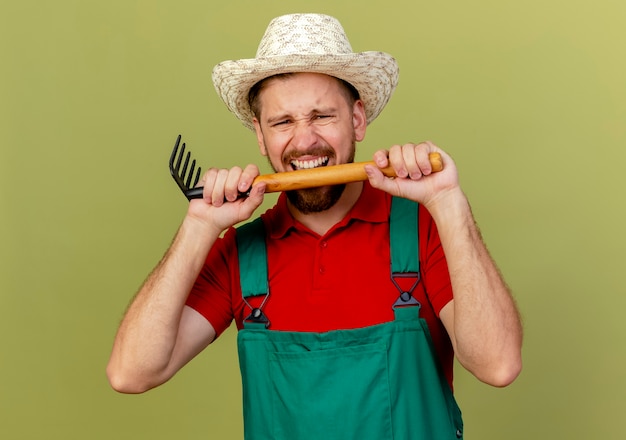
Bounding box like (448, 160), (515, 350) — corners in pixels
(185, 227), (238, 338)
(419, 205), (453, 316)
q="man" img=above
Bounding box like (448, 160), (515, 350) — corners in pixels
(107, 13), (522, 439)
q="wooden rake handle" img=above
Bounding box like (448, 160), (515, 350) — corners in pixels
(252, 152), (443, 193)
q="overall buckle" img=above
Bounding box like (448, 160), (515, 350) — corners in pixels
(243, 292), (271, 328)
(391, 272), (421, 309)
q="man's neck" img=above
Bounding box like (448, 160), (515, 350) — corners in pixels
(288, 181), (364, 236)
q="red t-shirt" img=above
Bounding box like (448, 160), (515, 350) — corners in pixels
(187, 182), (455, 386)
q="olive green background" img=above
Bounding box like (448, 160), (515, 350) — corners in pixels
(1, 0), (624, 438)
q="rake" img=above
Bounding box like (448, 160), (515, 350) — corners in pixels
(169, 134), (443, 201)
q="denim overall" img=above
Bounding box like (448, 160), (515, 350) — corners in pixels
(235, 197), (463, 439)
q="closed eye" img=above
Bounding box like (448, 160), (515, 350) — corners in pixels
(271, 119), (291, 127)
(313, 114), (334, 123)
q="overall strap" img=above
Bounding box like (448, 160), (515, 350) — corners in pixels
(389, 197), (422, 311)
(390, 196), (419, 274)
(236, 217), (270, 327)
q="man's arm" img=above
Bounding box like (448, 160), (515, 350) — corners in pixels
(106, 216), (219, 393)
(366, 142), (523, 387)
(429, 188), (522, 387)
(106, 165), (266, 393)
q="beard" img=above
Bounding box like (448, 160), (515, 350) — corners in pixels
(268, 141), (356, 214)
(286, 184), (347, 214)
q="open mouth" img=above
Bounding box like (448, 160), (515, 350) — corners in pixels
(290, 156), (330, 170)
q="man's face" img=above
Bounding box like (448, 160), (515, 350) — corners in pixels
(252, 73), (367, 213)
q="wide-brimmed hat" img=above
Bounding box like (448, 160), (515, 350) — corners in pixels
(212, 13), (399, 131)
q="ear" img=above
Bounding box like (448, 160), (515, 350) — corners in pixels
(253, 118), (268, 156)
(352, 100), (367, 142)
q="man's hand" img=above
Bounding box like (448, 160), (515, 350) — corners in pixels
(365, 141), (460, 210)
(187, 164), (267, 235)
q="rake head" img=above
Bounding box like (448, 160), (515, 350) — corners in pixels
(169, 135), (204, 200)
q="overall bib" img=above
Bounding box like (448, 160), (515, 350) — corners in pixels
(235, 197), (464, 439)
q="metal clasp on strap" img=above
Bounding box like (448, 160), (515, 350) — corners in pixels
(391, 272), (421, 309)
(243, 292), (271, 328)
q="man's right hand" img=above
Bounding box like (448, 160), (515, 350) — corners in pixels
(187, 164), (267, 235)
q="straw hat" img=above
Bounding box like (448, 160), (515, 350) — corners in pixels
(212, 13), (399, 131)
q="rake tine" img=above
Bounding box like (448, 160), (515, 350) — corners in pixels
(185, 159), (197, 188)
(181, 150), (191, 182)
(193, 166), (202, 188)
(169, 140), (187, 193)
(175, 142), (186, 173)
(169, 135), (181, 176)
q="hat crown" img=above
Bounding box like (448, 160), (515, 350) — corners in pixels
(256, 14), (353, 58)
(212, 13), (399, 130)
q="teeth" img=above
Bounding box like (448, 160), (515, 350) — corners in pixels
(291, 157), (329, 170)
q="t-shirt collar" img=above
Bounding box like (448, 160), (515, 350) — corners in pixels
(264, 181), (390, 239)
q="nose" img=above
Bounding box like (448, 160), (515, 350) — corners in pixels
(290, 121), (319, 151)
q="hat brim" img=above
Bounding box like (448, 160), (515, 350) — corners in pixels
(212, 51), (399, 131)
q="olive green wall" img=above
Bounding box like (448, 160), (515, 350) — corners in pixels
(1, 0), (624, 438)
